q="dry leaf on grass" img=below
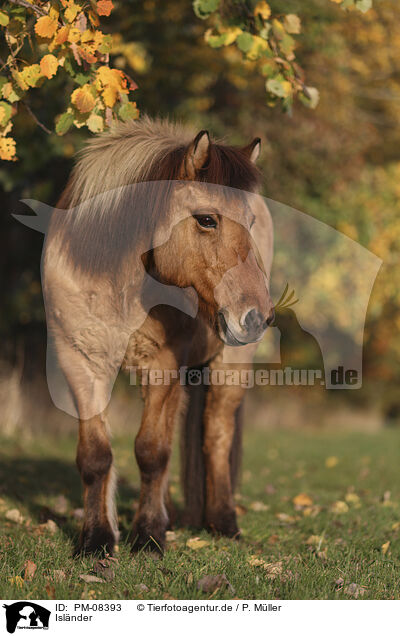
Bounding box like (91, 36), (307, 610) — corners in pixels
(79, 574), (105, 584)
(381, 541), (390, 555)
(39, 519), (58, 534)
(197, 573), (235, 594)
(331, 501), (349, 514)
(293, 493), (313, 508)
(53, 570), (66, 582)
(249, 501), (269, 512)
(165, 531), (177, 542)
(325, 456), (339, 468)
(24, 560), (37, 581)
(186, 537), (210, 550)
(5, 509), (24, 524)
(345, 583), (366, 598)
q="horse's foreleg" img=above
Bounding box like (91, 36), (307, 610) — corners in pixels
(132, 381), (182, 554)
(203, 380), (245, 538)
(76, 414), (118, 554)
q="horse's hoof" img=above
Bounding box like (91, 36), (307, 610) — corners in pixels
(130, 521), (165, 555)
(77, 526), (116, 557)
(206, 509), (240, 538)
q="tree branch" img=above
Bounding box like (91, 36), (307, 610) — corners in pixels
(8, 0), (48, 17)
(21, 101), (52, 135)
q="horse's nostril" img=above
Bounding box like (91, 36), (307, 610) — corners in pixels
(244, 308), (263, 331)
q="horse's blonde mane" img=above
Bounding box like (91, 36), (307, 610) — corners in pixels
(68, 115), (196, 208)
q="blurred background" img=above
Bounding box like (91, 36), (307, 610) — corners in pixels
(1, 0), (400, 437)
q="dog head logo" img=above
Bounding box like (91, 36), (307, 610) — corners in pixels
(3, 602), (50, 633)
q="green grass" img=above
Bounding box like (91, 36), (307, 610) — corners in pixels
(1, 428), (400, 600)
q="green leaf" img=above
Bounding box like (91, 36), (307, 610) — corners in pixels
(0, 11), (10, 27)
(299, 86), (320, 109)
(98, 34), (112, 54)
(0, 100), (12, 126)
(75, 72), (93, 86)
(206, 33), (228, 48)
(56, 111), (74, 135)
(119, 102), (139, 122)
(355, 0), (372, 12)
(236, 32), (254, 53)
(87, 113), (104, 133)
(266, 76), (291, 98)
(193, 0), (220, 20)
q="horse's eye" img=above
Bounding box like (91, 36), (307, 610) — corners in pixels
(194, 215), (217, 229)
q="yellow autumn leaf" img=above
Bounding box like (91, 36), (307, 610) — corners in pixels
(68, 27), (81, 43)
(221, 26), (242, 46)
(254, 1), (271, 19)
(381, 541), (390, 555)
(0, 137), (16, 161)
(325, 456), (339, 468)
(293, 493), (313, 507)
(186, 537), (210, 550)
(71, 86), (96, 113)
(40, 54), (58, 79)
(345, 492), (361, 505)
(64, 2), (81, 23)
(35, 16), (58, 39)
(53, 26), (69, 45)
(8, 576), (24, 588)
(102, 86), (118, 107)
(331, 500), (349, 514)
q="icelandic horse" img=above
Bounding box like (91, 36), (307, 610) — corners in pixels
(43, 116), (274, 554)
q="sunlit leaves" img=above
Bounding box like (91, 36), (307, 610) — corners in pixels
(71, 86), (96, 113)
(40, 54), (59, 79)
(0, 0), (139, 160)
(35, 16), (58, 38)
(195, 0), (372, 111)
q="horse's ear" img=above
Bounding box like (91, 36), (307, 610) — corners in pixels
(182, 130), (210, 179)
(242, 137), (261, 163)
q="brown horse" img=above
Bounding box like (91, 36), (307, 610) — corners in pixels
(42, 116), (274, 554)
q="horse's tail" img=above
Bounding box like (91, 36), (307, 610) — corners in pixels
(180, 376), (243, 526)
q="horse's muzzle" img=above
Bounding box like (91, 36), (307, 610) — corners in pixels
(217, 307), (274, 346)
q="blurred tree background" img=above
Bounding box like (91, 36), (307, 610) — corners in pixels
(1, 0), (399, 427)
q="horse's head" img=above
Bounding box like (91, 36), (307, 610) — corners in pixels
(151, 130), (274, 346)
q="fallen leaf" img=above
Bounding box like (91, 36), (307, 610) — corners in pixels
(8, 576), (24, 588)
(293, 493), (313, 508)
(268, 534), (279, 545)
(92, 559), (115, 582)
(249, 501), (269, 512)
(24, 560), (37, 581)
(263, 561), (284, 579)
(325, 456), (339, 468)
(391, 522), (400, 531)
(197, 573), (235, 594)
(331, 501), (349, 514)
(381, 541), (390, 555)
(275, 512), (297, 524)
(39, 519), (58, 534)
(345, 492), (361, 506)
(79, 574), (105, 583)
(53, 495), (68, 515)
(5, 509), (24, 524)
(248, 556), (266, 567)
(53, 570), (66, 582)
(345, 583), (366, 598)
(186, 537), (210, 550)
(165, 531), (177, 542)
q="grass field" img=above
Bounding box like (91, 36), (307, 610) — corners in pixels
(1, 427), (400, 600)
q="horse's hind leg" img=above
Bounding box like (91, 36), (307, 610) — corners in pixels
(76, 413), (118, 555)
